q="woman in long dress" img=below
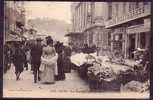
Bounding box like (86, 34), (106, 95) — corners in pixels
(40, 36), (57, 84)
(54, 42), (65, 80)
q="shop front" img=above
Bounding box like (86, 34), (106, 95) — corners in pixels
(65, 32), (83, 53)
(127, 22), (150, 59)
(111, 27), (126, 58)
(84, 25), (110, 56)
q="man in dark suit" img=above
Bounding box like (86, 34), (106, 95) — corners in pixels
(30, 38), (43, 83)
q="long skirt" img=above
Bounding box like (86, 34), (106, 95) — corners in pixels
(40, 63), (55, 83)
(56, 54), (65, 80)
(63, 56), (71, 73)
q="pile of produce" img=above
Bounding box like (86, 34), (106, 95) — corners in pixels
(70, 53), (88, 66)
(87, 62), (116, 82)
(121, 80), (149, 93)
(70, 52), (97, 66)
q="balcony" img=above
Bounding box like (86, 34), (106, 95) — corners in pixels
(106, 5), (151, 28)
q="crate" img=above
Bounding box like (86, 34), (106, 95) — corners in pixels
(89, 80), (101, 92)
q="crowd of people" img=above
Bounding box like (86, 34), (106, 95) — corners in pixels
(4, 36), (72, 84)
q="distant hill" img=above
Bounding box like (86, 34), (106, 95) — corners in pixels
(27, 18), (71, 42)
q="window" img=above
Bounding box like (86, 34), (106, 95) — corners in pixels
(144, 2), (149, 5)
(129, 2), (135, 11)
(135, 2), (139, 8)
(129, 3), (132, 11)
(91, 2), (95, 23)
(140, 32), (146, 49)
(116, 3), (119, 16)
(108, 3), (112, 20)
(108, 32), (111, 46)
(84, 3), (86, 27)
(87, 2), (91, 14)
(91, 2), (95, 12)
(123, 2), (126, 14)
(89, 32), (93, 44)
(87, 3), (91, 23)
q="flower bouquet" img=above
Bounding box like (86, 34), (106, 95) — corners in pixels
(87, 62), (121, 91)
(87, 62), (116, 82)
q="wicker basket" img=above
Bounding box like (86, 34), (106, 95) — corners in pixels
(88, 77), (121, 92)
(99, 80), (121, 92)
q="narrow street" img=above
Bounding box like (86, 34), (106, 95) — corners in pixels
(3, 64), (90, 97)
(3, 1), (150, 98)
(3, 64), (149, 98)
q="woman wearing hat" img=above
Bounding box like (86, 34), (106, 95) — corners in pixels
(54, 42), (65, 80)
(40, 36), (57, 84)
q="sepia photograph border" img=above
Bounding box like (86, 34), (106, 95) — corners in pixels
(0, 0), (153, 99)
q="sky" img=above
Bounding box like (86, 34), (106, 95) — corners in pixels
(25, 1), (72, 24)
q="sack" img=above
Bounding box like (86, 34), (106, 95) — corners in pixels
(39, 63), (45, 71)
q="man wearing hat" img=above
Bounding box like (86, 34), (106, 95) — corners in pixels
(30, 38), (43, 83)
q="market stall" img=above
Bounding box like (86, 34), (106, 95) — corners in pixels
(71, 52), (96, 79)
(70, 51), (150, 92)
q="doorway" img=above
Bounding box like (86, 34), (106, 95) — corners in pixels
(140, 32), (146, 49)
(128, 34), (136, 59)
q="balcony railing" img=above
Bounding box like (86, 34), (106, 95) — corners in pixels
(106, 5), (151, 28)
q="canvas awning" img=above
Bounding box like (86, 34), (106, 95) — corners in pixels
(127, 24), (150, 34)
(6, 29), (26, 42)
(65, 32), (82, 37)
(5, 33), (22, 42)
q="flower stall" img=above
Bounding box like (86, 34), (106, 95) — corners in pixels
(71, 52), (97, 79)
(70, 51), (149, 92)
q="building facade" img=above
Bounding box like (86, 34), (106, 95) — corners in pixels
(70, 2), (151, 58)
(69, 2), (110, 55)
(105, 2), (151, 59)
(4, 1), (26, 43)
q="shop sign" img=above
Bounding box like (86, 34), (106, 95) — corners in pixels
(144, 18), (151, 28)
(114, 27), (126, 34)
(127, 24), (150, 34)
